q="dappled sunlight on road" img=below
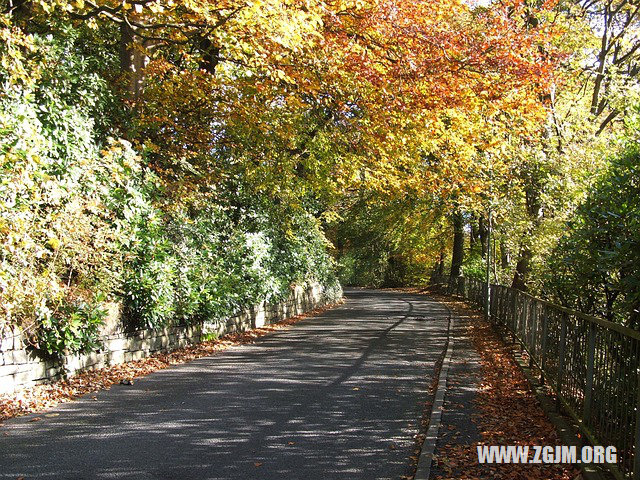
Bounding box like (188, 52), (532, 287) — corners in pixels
(0, 290), (449, 480)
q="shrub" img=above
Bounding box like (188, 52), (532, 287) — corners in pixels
(1, 22), (340, 355)
(546, 148), (640, 327)
(121, 204), (338, 330)
(35, 296), (107, 357)
(0, 28), (143, 353)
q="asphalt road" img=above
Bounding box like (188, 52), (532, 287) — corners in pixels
(0, 289), (450, 480)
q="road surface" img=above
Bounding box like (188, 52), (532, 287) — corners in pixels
(0, 289), (450, 480)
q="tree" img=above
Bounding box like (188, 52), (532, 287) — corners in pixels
(450, 210), (465, 279)
(575, 0), (640, 133)
(546, 143), (640, 327)
(504, 0), (640, 291)
(0, 0), (572, 349)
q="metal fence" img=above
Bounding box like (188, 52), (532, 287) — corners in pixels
(431, 275), (640, 480)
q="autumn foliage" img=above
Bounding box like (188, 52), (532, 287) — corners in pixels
(0, 0), (562, 352)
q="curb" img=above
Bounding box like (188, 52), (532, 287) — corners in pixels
(414, 306), (455, 480)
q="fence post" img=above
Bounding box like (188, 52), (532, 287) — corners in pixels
(510, 290), (518, 344)
(518, 295), (527, 350)
(491, 285), (500, 323)
(583, 321), (597, 425)
(529, 300), (536, 368)
(484, 281), (490, 321)
(556, 312), (567, 410)
(634, 364), (640, 480)
(501, 286), (506, 323)
(523, 297), (529, 349)
(540, 306), (548, 385)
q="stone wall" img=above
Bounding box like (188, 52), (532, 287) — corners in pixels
(0, 282), (342, 395)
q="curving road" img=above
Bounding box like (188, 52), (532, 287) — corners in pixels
(0, 289), (450, 480)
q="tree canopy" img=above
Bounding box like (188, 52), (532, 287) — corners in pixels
(2, 0), (639, 355)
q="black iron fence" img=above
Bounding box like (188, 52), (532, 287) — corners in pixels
(431, 276), (640, 480)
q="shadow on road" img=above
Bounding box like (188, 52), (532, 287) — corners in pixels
(1, 289), (450, 480)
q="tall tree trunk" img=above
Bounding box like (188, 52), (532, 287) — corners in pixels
(469, 215), (477, 252)
(478, 215), (488, 258)
(436, 249), (445, 277)
(512, 247), (532, 291)
(511, 175), (543, 291)
(500, 239), (509, 270)
(383, 254), (402, 288)
(120, 23), (148, 101)
(590, 47), (607, 115)
(450, 210), (464, 280)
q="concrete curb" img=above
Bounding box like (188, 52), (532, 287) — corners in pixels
(415, 306), (455, 480)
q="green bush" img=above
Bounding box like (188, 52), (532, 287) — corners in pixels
(122, 205), (338, 330)
(35, 296), (107, 357)
(546, 147), (640, 327)
(462, 251), (487, 281)
(0, 27), (138, 353)
(1, 21), (340, 355)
